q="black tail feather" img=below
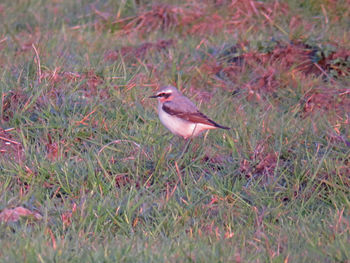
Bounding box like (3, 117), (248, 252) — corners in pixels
(209, 119), (230, 130)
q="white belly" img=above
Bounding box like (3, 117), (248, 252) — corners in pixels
(158, 104), (214, 139)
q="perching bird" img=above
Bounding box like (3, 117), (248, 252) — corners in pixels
(150, 85), (229, 139)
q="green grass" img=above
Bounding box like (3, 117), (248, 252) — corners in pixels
(0, 0), (349, 262)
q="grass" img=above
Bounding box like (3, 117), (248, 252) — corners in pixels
(0, 0), (349, 262)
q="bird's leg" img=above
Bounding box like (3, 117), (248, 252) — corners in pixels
(178, 123), (199, 159)
(177, 137), (192, 161)
(165, 135), (178, 159)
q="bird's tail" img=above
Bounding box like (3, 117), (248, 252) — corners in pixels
(216, 123), (230, 130)
(209, 119), (230, 130)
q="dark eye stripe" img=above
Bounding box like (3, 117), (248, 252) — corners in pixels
(158, 93), (171, 99)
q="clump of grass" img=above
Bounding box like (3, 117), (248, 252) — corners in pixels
(0, 0), (349, 262)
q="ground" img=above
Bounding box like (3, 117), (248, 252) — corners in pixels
(0, 0), (349, 262)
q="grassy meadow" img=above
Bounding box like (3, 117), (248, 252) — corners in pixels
(0, 0), (349, 262)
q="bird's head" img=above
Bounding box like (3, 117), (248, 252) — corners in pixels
(149, 86), (181, 103)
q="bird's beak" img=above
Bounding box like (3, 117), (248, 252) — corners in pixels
(149, 95), (158, 98)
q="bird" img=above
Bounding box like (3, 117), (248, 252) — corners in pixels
(149, 85), (230, 139)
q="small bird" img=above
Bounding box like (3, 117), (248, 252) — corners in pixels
(150, 85), (230, 139)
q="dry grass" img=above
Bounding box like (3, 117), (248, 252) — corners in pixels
(0, 0), (349, 262)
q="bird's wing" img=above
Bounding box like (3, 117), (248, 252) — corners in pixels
(162, 100), (223, 128)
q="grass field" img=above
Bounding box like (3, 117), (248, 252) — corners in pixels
(0, 0), (349, 262)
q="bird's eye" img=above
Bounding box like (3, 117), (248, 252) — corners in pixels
(158, 93), (170, 98)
